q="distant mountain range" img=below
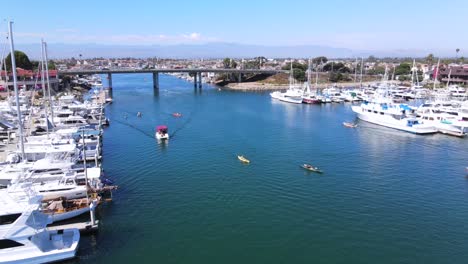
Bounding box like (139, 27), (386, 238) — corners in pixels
(14, 42), (456, 59)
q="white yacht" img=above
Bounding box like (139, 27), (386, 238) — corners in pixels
(352, 100), (437, 134)
(0, 158), (75, 187)
(270, 90), (303, 104)
(418, 108), (468, 137)
(448, 85), (466, 99)
(0, 189), (80, 263)
(18, 143), (78, 162)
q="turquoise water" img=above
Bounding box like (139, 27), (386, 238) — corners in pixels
(75, 74), (468, 264)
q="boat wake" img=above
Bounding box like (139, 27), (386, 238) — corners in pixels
(113, 108), (197, 140)
(112, 118), (155, 139)
(169, 110), (195, 138)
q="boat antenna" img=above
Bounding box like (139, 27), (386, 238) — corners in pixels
(8, 21), (25, 160)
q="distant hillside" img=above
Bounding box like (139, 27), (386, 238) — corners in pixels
(14, 42), (460, 59)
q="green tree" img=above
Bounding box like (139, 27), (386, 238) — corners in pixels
(425, 53), (434, 65)
(293, 68), (306, 82)
(222, 58), (237, 69)
(394, 63), (411, 75)
(312, 56), (328, 65)
(329, 72), (343, 82)
(368, 66), (386, 75)
(5, 50), (33, 71)
(323, 62), (350, 73)
(255, 56), (267, 67)
(367, 55), (377, 62)
(281, 61), (307, 81)
(222, 58), (230, 68)
(48, 60), (56, 70)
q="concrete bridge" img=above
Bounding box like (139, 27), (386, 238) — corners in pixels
(58, 68), (287, 90)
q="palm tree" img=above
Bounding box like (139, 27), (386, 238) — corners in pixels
(456, 49), (460, 63)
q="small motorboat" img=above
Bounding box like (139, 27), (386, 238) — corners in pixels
(301, 164), (323, 173)
(343, 122), (357, 128)
(238, 155), (250, 163)
(172, 112), (182, 118)
(155, 125), (169, 140)
(137, 112), (142, 117)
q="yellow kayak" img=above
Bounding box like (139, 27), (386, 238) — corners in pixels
(238, 155), (250, 163)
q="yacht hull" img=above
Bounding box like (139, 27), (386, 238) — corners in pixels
(352, 106), (437, 134)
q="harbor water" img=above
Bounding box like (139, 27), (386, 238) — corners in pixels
(75, 74), (468, 264)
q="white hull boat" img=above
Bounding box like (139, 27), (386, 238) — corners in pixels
(352, 105), (437, 134)
(270, 91), (303, 104)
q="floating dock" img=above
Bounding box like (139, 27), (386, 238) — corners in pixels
(47, 220), (99, 233)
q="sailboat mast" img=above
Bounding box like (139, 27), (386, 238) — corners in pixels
(315, 61), (319, 89)
(40, 39), (49, 136)
(305, 58), (311, 94)
(359, 57), (364, 88)
(354, 57), (358, 85)
(433, 58), (440, 90)
(414, 60), (420, 86)
(289, 60), (293, 88)
(3, 49), (11, 108)
(8, 21), (25, 160)
(43, 41), (54, 124)
(446, 67), (452, 88)
(411, 59), (415, 86)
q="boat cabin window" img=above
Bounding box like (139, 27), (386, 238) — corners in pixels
(65, 178), (75, 185)
(373, 111), (378, 114)
(367, 110), (372, 112)
(40, 187), (74, 192)
(0, 239), (24, 249)
(407, 120), (419, 126)
(380, 112), (384, 115)
(0, 213), (21, 225)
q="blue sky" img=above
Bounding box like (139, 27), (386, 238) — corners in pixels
(1, 0), (467, 53)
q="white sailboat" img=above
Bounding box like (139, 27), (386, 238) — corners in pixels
(270, 61), (303, 104)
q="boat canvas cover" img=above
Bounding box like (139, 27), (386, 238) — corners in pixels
(399, 104), (412, 111)
(156, 125), (168, 131)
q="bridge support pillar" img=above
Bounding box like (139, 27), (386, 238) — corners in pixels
(153, 72), (159, 91)
(107, 73), (112, 89)
(238, 72), (242, 83)
(194, 72), (198, 89)
(198, 72), (202, 89)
